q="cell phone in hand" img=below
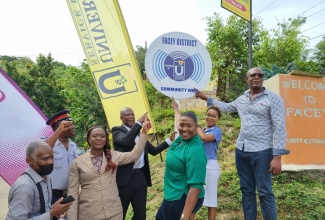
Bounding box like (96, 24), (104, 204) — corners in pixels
(60, 195), (75, 204)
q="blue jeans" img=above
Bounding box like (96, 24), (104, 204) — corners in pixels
(155, 194), (204, 220)
(236, 148), (277, 220)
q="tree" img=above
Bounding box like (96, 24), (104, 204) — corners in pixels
(0, 56), (22, 82)
(58, 62), (106, 146)
(0, 56), (34, 86)
(1, 55), (107, 147)
(205, 13), (266, 100)
(0, 54), (67, 116)
(312, 36), (325, 74)
(25, 54), (67, 117)
(260, 62), (299, 79)
(255, 16), (309, 69)
(134, 45), (147, 78)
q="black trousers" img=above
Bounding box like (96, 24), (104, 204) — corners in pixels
(118, 169), (148, 220)
(51, 189), (66, 220)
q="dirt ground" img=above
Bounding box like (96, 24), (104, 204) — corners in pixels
(1, 167), (324, 220)
(0, 177), (10, 219)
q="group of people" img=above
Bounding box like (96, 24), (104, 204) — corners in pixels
(6, 67), (289, 220)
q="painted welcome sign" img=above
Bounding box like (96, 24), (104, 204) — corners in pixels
(265, 73), (325, 165)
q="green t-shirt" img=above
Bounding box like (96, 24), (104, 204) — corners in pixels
(163, 135), (207, 201)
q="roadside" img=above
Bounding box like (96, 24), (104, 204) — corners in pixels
(0, 164), (324, 220)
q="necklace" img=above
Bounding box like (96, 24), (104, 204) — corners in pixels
(90, 151), (102, 157)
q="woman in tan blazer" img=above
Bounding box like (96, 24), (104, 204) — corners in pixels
(67, 117), (151, 220)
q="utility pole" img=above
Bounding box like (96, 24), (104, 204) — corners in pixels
(248, 0), (253, 69)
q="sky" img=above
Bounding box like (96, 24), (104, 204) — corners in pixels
(1, 0), (324, 67)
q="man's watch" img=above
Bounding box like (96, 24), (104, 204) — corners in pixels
(180, 214), (188, 220)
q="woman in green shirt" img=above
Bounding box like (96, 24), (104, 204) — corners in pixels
(156, 109), (207, 220)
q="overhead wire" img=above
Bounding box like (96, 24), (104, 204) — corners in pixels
(262, 1), (325, 39)
(250, 1), (325, 48)
(310, 33), (325, 40)
(254, 0), (279, 17)
(292, 0), (325, 18)
(291, 2), (325, 41)
(302, 21), (325, 32)
(306, 7), (325, 18)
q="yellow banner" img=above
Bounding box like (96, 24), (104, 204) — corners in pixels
(66, 0), (155, 132)
(221, 0), (251, 22)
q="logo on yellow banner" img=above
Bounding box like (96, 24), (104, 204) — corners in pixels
(67, 0), (155, 130)
(93, 64), (139, 99)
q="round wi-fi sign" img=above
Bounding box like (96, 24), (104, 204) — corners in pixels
(145, 32), (212, 99)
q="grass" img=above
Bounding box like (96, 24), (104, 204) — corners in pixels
(125, 109), (325, 220)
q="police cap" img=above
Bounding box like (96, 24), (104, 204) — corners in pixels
(46, 109), (73, 126)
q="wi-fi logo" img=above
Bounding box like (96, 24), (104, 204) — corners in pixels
(152, 49), (168, 81)
(190, 53), (205, 83)
(151, 50), (205, 83)
(169, 51), (190, 60)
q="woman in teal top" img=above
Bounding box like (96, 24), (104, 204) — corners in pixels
(156, 103), (207, 220)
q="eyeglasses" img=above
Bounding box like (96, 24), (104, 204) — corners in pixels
(206, 114), (218, 119)
(249, 73), (264, 78)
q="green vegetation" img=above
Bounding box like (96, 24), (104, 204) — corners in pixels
(1, 13), (325, 144)
(1, 12), (325, 219)
(140, 110), (325, 220)
(0, 54), (106, 148)
(204, 15), (325, 101)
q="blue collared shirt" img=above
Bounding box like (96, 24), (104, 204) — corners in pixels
(52, 139), (78, 190)
(6, 166), (52, 220)
(207, 88), (289, 155)
(203, 126), (222, 160)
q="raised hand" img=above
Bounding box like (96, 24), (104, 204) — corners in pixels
(169, 131), (178, 142)
(194, 88), (208, 101)
(137, 112), (148, 124)
(58, 121), (74, 133)
(172, 97), (179, 110)
(141, 116), (151, 134)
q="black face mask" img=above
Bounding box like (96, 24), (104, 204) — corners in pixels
(36, 163), (53, 176)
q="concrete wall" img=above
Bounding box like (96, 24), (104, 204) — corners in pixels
(179, 90), (216, 109)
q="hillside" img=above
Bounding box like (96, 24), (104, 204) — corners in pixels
(126, 110), (325, 220)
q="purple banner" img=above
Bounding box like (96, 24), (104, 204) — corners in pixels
(0, 68), (53, 185)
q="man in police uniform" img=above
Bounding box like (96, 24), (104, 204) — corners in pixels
(45, 110), (79, 207)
